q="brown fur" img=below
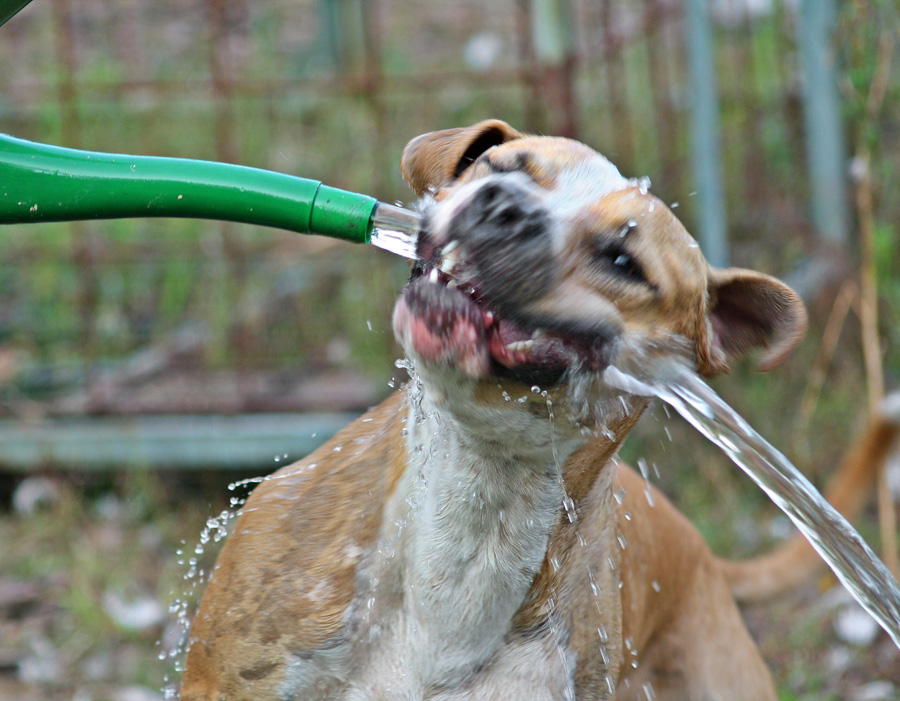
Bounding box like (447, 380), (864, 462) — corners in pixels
(182, 122), (897, 700)
(184, 393), (408, 698)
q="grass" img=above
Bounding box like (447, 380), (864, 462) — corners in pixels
(0, 472), (210, 698)
(0, 0), (899, 698)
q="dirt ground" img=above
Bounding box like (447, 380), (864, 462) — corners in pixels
(1, 465), (898, 701)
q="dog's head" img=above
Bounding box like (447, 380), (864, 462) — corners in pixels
(393, 121), (806, 434)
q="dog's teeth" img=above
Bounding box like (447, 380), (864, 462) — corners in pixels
(447, 279), (459, 290)
(429, 268), (440, 283)
(484, 311), (495, 326)
(440, 242), (461, 274)
(506, 340), (535, 354)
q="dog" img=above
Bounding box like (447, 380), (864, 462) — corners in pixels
(181, 120), (900, 699)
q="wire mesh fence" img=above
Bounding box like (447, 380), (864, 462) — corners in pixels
(0, 0), (894, 428)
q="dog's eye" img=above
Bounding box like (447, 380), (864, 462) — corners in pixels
(593, 242), (647, 284)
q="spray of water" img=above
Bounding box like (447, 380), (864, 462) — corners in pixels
(370, 227), (418, 260)
(604, 336), (900, 648)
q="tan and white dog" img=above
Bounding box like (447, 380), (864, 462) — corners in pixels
(181, 121), (899, 700)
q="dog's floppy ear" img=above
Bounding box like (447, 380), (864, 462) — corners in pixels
(400, 120), (524, 196)
(697, 268), (807, 375)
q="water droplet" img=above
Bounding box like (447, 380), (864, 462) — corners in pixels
(599, 645), (610, 665)
(637, 457), (649, 479)
(562, 496), (577, 523)
(613, 487), (626, 505)
(635, 176), (651, 194)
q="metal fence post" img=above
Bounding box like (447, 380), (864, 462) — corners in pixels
(796, 0), (848, 249)
(530, 0), (577, 137)
(685, 0), (729, 268)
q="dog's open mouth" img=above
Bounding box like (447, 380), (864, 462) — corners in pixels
(394, 244), (614, 387)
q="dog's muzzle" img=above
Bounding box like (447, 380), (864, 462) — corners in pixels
(424, 173), (557, 318)
(396, 173), (617, 385)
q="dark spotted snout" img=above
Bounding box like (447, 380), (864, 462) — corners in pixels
(441, 173), (557, 320)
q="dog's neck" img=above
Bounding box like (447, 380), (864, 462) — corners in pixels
(370, 377), (647, 690)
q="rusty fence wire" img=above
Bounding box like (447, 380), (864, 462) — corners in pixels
(0, 0), (884, 422)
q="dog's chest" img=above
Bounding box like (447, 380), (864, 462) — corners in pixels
(277, 405), (594, 700)
(278, 625), (578, 701)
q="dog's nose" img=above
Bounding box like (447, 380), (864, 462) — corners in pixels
(446, 173), (557, 314)
(449, 173), (548, 249)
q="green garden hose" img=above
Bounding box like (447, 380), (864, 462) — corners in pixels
(0, 134), (420, 258)
(0, 0), (32, 27)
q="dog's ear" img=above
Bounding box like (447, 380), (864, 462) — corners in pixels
(400, 120), (524, 196)
(697, 268), (807, 375)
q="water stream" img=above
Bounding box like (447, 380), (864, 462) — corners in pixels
(370, 226), (419, 260)
(604, 338), (900, 648)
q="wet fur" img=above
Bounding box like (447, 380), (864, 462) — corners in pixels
(182, 121), (899, 700)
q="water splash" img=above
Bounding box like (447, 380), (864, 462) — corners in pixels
(157, 457), (326, 697)
(370, 226), (418, 260)
(605, 337), (900, 648)
(369, 202), (421, 260)
(159, 504), (244, 698)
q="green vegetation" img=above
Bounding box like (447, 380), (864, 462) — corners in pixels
(0, 0), (898, 698)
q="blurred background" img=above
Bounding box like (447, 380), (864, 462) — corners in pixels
(0, 0), (899, 698)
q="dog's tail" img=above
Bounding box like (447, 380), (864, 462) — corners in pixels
(717, 392), (900, 604)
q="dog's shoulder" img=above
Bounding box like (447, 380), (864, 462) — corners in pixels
(182, 392), (408, 699)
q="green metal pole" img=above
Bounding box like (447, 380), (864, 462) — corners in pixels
(0, 133), (378, 244)
(684, 0), (729, 268)
(796, 0), (847, 249)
